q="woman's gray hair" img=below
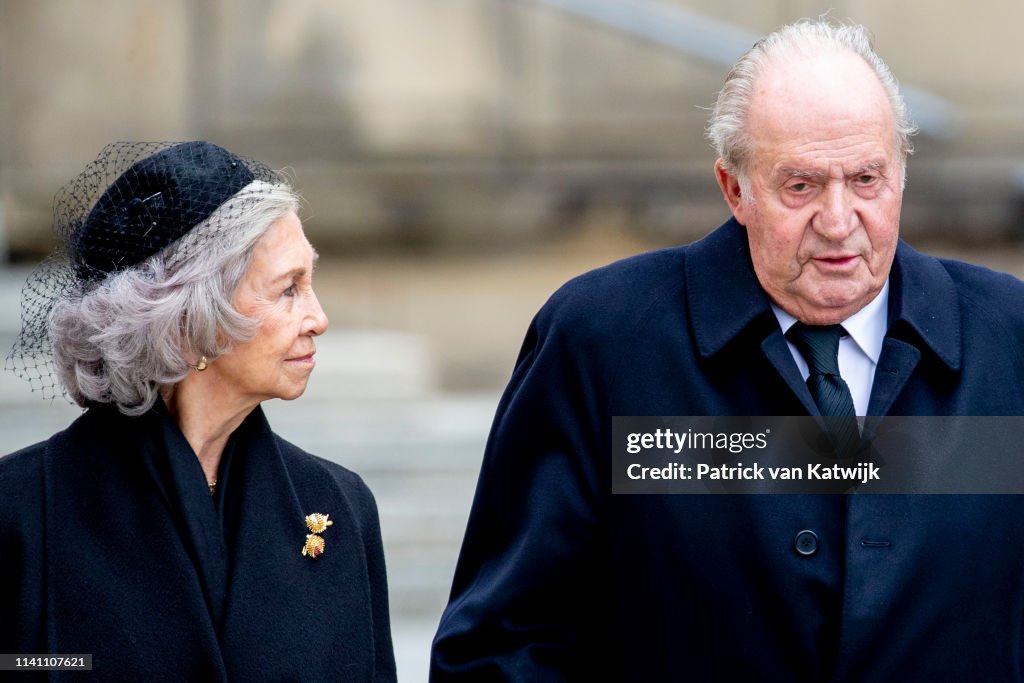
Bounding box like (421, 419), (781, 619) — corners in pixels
(50, 179), (300, 415)
(707, 19), (917, 191)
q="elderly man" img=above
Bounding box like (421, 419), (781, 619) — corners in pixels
(431, 20), (1024, 681)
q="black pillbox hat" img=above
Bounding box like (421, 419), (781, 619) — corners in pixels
(71, 141), (257, 280)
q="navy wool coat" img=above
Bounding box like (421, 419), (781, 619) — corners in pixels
(432, 219), (1024, 682)
(0, 402), (396, 682)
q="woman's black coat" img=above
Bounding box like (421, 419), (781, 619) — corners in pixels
(0, 402), (396, 681)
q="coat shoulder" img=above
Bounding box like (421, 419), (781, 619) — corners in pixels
(538, 246), (690, 335)
(0, 436), (53, 520)
(939, 256), (1024, 334)
(939, 257), (1024, 301)
(271, 435), (379, 518)
(0, 438), (47, 480)
(0, 434), (53, 650)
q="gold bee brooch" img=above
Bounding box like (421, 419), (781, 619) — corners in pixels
(301, 513), (333, 559)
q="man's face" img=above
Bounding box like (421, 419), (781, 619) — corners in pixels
(715, 50), (903, 325)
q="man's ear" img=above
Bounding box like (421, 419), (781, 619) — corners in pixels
(714, 160), (748, 225)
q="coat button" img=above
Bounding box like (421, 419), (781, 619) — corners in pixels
(794, 529), (818, 556)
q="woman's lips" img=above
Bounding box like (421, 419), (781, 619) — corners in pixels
(286, 351), (316, 364)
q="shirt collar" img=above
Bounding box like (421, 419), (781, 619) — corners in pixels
(771, 279), (890, 364)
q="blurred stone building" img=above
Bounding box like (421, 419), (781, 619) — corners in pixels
(1, 0), (1023, 258)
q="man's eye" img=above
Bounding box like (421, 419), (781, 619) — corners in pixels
(856, 174), (879, 185)
(787, 182), (810, 193)
(283, 284), (297, 297)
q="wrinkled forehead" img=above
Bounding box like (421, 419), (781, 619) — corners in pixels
(746, 50), (897, 159)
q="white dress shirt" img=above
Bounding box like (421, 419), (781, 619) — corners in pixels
(771, 280), (889, 416)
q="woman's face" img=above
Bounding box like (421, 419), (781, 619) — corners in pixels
(210, 211), (328, 406)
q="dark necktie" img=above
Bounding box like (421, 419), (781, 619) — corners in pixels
(786, 322), (859, 457)
(785, 323), (856, 416)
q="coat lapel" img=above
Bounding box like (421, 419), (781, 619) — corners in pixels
(687, 218), (815, 413)
(886, 242), (961, 372)
(154, 408), (231, 631)
(865, 337), (921, 421)
(865, 242), (961, 420)
(761, 330), (819, 415)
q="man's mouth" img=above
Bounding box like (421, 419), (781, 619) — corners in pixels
(814, 254), (858, 267)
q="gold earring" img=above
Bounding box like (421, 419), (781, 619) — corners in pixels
(194, 356), (208, 371)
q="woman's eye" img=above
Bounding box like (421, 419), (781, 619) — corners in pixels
(283, 284), (297, 297)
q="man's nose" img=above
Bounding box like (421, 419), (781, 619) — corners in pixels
(813, 183), (856, 240)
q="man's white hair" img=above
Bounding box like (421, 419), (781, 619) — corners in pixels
(707, 19), (917, 194)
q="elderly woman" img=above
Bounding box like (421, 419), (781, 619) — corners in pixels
(0, 141), (396, 681)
